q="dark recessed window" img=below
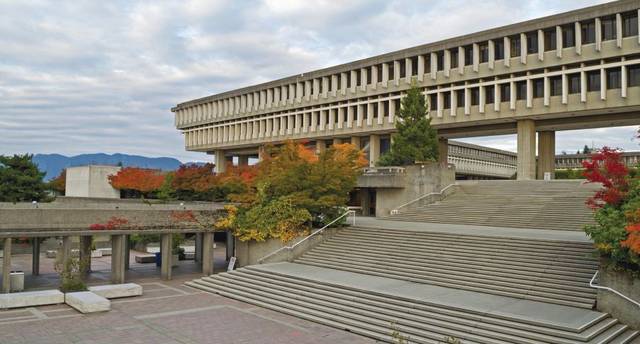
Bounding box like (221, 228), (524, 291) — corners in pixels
(437, 52), (445, 71)
(623, 12), (639, 37)
(587, 70), (601, 91)
(470, 88), (480, 106)
(582, 21), (596, 44)
(516, 81), (527, 100)
(486, 85), (495, 104)
(568, 73), (581, 94)
(411, 56), (418, 76)
(451, 49), (459, 69)
(532, 79), (544, 98)
(544, 30), (557, 51)
(424, 56), (431, 73)
(495, 40), (505, 60)
(563, 25), (576, 48)
(527, 33), (538, 54)
(356, 70), (362, 86)
(629, 65), (640, 87)
(601, 17), (617, 41)
(511, 36), (521, 57)
(388, 64), (394, 81)
(464, 45), (473, 66)
(501, 83), (511, 102)
(479, 43), (489, 63)
(430, 94), (437, 111)
(551, 76), (562, 96)
(456, 90), (465, 107)
(443, 92), (451, 109)
(607, 68), (621, 89)
(399, 60), (406, 78)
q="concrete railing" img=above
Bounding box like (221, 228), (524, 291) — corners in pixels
(362, 167), (406, 174)
(390, 183), (459, 214)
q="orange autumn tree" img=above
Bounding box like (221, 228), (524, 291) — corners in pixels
(108, 167), (166, 198)
(230, 141), (367, 243)
(171, 163), (221, 201)
(48, 168), (67, 192)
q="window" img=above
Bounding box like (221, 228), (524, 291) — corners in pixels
(443, 92), (451, 109)
(568, 73), (581, 94)
(479, 43), (489, 63)
(464, 45), (473, 66)
(527, 33), (538, 54)
(437, 51), (444, 71)
(424, 55), (431, 73)
(563, 25), (575, 47)
(623, 12), (639, 37)
(356, 70), (362, 86)
(456, 90), (465, 107)
(511, 36), (521, 57)
(587, 70), (601, 91)
(607, 68), (621, 89)
(470, 88), (480, 105)
(544, 30), (557, 51)
(430, 94), (437, 111)
(532, 79), (544, 98)
(629, 65), (640, 87)
(550, 76), (562, 96)
(411, 57), (418, 76)
(601, 17), (617, 41)
(495, 40), (505, 60)
(501, 83), (511, 101)
(516, 81), (527, 100)
(399, 60), (406, 78)
(451, 49), (459, 68)
(582, 21), (596, 44)
(486, 85), (495, 104)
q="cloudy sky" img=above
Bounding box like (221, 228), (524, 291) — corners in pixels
(1, 0), (638, 163)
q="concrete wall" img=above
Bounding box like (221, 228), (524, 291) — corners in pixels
(65, 165), (121, 199)
(375, 163), (456, 216)
(596, 266), (640, 330)
(235, 227), (341, 267)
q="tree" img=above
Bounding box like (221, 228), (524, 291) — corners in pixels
(582, 145), (592, 154)
(377, 83), (438, 166)
(47, 168), (67, 192)
(0, 154), (49, 203)
(108, 167), (165, 198)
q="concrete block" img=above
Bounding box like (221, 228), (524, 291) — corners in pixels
(184, 252), (195, 260)
(135, 254), (156, 263)
(70, 249), (80, 258)
(0, 290), (64, 309)
(65, 291), (110, 313)
(97, 248), (112, 256)
(45, 250), (56, 258)
(10, 272), (24, 292)
(91, 250), (103, 258)
(88, 283), (142, 299)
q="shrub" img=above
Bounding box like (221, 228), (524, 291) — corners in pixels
(54, 256), (89, 292)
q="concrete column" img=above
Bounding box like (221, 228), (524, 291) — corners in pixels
(238, 155), (249, 166)
(195, 232), (203, 264)
(79, 236), (92, 274)
(316, 140), (327, 153)
(124, 235), (130, 270)
(202, 232), (214, 276)
(258, 146), (266, 162)
(60, 236), (71, 267)
(438, 139), (449, 164)
(351, 137), (361, 150)
(333, 138), (342, 146)
(160, 233), (172, 281)
(361, 189), (371, 216)
(369, 135), (380, 167)
(2, 238), (11, 293)
(517, 119), (536, 180)
(226, 230), (235, 261)
(215, 150), (226, 173)
(111, 235), (126, 284)
(32, 237), (40, 276)
(538, 131), (556, 180)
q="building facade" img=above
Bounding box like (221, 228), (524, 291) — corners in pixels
(172, 1), (640, 180)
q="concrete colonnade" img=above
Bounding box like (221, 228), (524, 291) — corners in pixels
(516, 119), (557, 180)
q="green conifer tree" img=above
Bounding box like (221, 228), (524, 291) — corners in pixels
(377, 83), (439, 166)
(0, 154), (49, 203)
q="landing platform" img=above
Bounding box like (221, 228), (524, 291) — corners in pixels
(252, 262), (604, 332)
(352, 216), (593, 243)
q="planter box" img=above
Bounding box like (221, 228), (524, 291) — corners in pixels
(91, 250), (103, 258)
(171, 254), (179, 267)
(596, 266), (640, 330)
(10, 271), (24, 292)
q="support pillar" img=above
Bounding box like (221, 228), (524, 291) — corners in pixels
(538, 131), (556, 180)
(226, 230), (235, 262)
(369, 135), (380, 167)
(517, 119), (536, 180)
(202, 232), (214, 276)
(59, 236), (71, 267)
(2, 238), (11, 293)
(124, 235), (130, 270)
(333, 138), (342, 146)
(32, 237), (40, 276)
(79, 236), (92, 274)
(258, 146), (266, 162)
(316, 140), (327, 153)
(160, 233), (172, 281)
(110, 235), (125, 284)
(237, 155), (249, 166)
(361, 189), (371, 216)
(438, 138), (449, 164)
(350, 137), (361, 149)
(215, 149), (226, 173)
(195, 232), (203, 264)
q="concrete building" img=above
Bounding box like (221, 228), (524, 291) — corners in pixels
(172, 1), (640, 181)
(65, 165), (121, 199)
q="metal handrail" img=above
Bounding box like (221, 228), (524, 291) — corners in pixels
(391, 183), (459, 214)
(589, 271), (640, 308)
(257, 210), (355, 264)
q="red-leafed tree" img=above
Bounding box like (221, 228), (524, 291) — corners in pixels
(108, 167), (166, 197)
(48, 169), (67, 192)
(170, 163), (221, 201)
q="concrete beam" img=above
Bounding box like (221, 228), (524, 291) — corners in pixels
(2, 238), (11, 293)
(517, 120), (536, 180)
(161, 234), (172, 281)
(202, 232), (214, 276)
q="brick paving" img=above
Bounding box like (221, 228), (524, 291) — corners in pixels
(0, 250), (376, 343)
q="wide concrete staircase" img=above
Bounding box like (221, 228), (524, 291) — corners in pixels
(297, 226), (598, 309)
(385, 180), (599, 231)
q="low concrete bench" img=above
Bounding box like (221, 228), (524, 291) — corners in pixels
(97, 248), (112, 256)
(45, 250), (56, 258)
(0, 290), (65, 309)
(184, 252), (195, 260)
(65, 292), (110, 313)
(88, 283), (142, 299)
(91, 250), (103, 258)
(135, 254), (156, 263)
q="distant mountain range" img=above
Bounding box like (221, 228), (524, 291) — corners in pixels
(32, 153), (206, 180)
